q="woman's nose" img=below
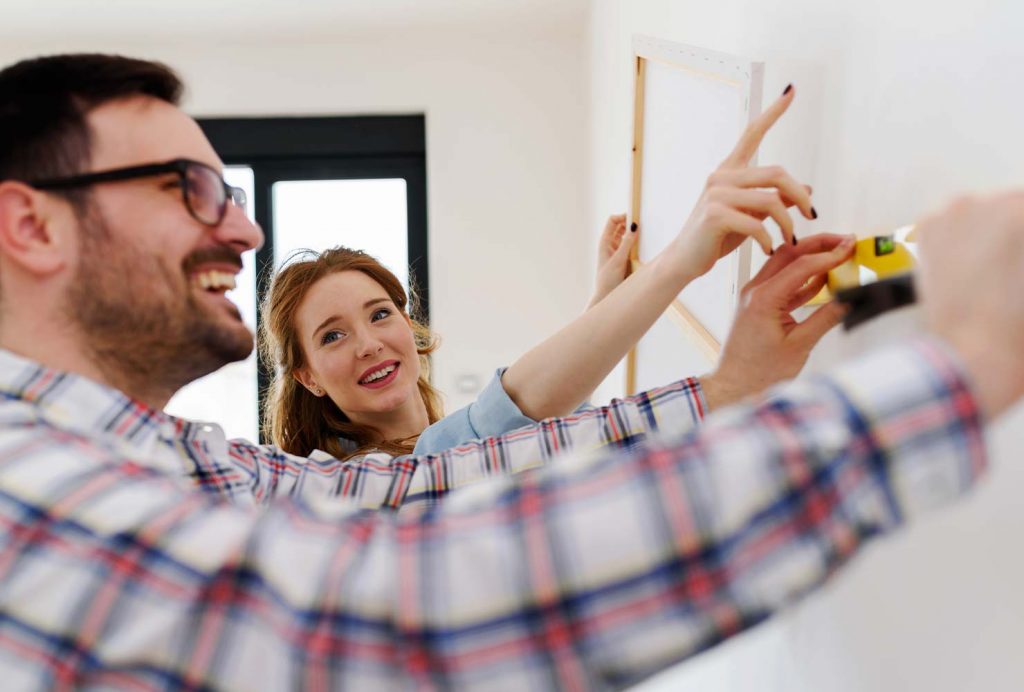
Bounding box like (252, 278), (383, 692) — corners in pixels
(355, 333), (384, 358)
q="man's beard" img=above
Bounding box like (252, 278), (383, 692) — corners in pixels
(64, 210), (254, 402)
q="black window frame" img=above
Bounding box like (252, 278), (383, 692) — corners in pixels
(196, 115), (428, 441)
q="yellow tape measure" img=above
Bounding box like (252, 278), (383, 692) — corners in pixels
(806, 229), (917, 305)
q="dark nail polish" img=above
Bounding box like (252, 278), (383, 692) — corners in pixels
(770, 247), (775, 255)
(792, 234), (798, 246)
(783, 83), (793, 96)
(811, 206), (818, 220)
(630, 222), (638, 232)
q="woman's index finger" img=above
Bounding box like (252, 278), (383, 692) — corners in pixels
(720, 85), (795, 169)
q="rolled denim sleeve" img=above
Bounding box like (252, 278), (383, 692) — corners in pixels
(413, 368), (534, 455)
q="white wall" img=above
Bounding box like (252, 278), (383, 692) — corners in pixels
(0, 27), (589, 413)
(587, 1), (1024, 690)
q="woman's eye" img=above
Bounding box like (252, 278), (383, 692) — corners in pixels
(371, 308), (391, 322)
(321, 330), (345, 346)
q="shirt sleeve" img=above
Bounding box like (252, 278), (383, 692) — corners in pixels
(412, 368), (534, 456)
(0, 338), (988, 689)
(229, 372), (709, 512)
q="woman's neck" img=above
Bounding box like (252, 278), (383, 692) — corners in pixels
(348, 394), (430, 445)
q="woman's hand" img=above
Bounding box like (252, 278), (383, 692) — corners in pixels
(655, 85), (817, 282)
(700, 234), (855, 410)
(588, 213), (635, 309)
(501, 86), (823, 421)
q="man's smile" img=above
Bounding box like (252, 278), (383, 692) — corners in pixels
(189, 268), (237, 292)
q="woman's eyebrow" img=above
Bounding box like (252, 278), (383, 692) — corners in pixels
(312, 314), (344, 338)
(312, 299), (390, 338)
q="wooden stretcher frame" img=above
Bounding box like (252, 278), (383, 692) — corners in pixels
(625, 36), (764, 395)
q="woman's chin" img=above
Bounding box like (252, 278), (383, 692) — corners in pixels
(358, 383), (417, 414)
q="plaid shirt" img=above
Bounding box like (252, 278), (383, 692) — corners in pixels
(0, 341), (985, 690)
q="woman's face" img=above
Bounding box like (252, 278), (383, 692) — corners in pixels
(293, 270), (422, 423)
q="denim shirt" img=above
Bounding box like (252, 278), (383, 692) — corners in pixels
(413, 368), (536, 455)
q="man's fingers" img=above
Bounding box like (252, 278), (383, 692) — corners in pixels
(720, 85), (795, 168)
(764, 235), (856, 299)
(779, 233), (848, 254)
(785, 273), (828, 311)
(747, 233), (849, 287)
(711, 166), (814, 219)
(791, 300), (847, 348)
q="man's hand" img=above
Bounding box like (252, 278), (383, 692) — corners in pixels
(917, 191), (1024, 418)
(701, 234), (855, 410)
(588, 213), (635, 309)
(655, 85), (817, 282)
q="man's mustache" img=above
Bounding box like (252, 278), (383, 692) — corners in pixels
(182, 247), (244, 274)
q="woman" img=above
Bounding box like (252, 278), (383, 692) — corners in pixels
(261, 86), (818, 459)
(261, 246), (445, 459)
(261, 213), (632, 460)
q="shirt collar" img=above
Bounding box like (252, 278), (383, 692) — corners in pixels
(0, 347), (188, 457)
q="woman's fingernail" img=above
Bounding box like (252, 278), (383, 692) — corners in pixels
(792, 233), (798, 246)
(811, 206), (818, 220)
(783, 83), (793, 96)
(630, 222), (638, 232)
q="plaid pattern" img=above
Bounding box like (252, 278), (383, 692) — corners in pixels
(0, 340), (986, 690)
(0, 349), (707, 516)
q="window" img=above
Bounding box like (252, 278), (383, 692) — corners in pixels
(164, 116), (428, 442)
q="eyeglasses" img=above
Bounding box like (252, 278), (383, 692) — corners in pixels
(28, 158), (247, 227)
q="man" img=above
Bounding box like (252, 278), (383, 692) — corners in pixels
(0, 53), (1017, 690)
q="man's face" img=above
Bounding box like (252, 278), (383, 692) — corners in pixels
(64, 96), (264, 394)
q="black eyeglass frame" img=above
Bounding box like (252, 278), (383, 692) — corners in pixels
(27, 158), (246, 226)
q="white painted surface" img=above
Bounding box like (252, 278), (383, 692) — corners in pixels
(0, 0), (589, 42)
(588, 1), (1024, 689)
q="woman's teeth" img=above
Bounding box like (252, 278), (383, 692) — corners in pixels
(361, 364), (397, 384)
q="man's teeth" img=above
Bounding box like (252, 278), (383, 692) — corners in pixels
(193, 271), (237, 291)
(361, 364), (397, 384)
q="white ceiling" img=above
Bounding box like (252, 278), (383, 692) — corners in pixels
(1, 0), (590, 43)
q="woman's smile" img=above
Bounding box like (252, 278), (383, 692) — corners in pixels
(358, 360), (401, 389)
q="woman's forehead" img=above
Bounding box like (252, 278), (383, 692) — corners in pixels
(299, 270), (392, 322)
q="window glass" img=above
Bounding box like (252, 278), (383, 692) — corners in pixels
(273, 178), (410, 294)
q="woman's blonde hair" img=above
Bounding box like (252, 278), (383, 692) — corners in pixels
(259, 247), (443, 459)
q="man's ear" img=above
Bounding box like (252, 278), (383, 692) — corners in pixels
(0, 182), (72, 276)
(292, 367), (324, 397)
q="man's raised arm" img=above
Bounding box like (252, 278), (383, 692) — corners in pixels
(228, 373), (707, 511)
(0, 332), (989, 689)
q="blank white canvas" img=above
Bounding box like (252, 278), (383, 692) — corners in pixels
(633, 39), (762, 389)
(638, 59), (747, 343)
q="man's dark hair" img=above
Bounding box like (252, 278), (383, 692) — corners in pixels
(0, 54), (183, 187)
